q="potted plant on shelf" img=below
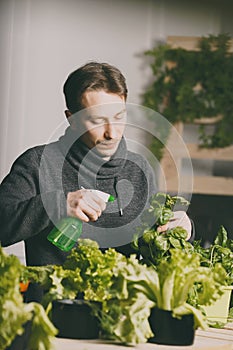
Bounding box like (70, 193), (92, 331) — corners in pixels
(143, 33), (233, 158)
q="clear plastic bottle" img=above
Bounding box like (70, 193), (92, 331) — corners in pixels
(47, 190), (115, 251)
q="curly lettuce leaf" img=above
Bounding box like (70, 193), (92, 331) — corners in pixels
(157, 250), (226, 310)
(26, 302), (57, 350)
(64, 240), (120, 301)
(0, 297), (32, 349)
(99, 255), (156, 344)
(100, 293), (153, 344)
(0, 247), (56, 350)
(173, 303), (208, 330)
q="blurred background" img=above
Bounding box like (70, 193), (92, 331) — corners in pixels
(1, 0), (232, 262)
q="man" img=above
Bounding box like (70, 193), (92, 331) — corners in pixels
(0, 62), (191, 268)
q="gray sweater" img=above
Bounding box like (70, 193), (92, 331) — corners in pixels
(0, 127), (156, 267)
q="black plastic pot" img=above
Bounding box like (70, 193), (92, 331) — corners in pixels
(6, 321), (32, 350)
(51, 299), (100, 339)
(148, 307), (195, 346)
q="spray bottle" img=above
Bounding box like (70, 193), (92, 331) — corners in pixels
(47, 189), (115, 252)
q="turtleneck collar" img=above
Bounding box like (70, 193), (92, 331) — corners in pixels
(58, 127), (128, 185)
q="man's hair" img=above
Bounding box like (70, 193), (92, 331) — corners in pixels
(63, 61), (128, 113)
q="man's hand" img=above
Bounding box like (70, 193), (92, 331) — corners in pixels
(157, 211), (192, 240)
(67, 189), (106, 222)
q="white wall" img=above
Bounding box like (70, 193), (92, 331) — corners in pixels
(1, 0), (233, 180)
(0, 0), (232, 262)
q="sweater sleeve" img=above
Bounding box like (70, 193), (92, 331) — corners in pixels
(142, 158), (158, 199)
(148, 163), (158, 198)
(0, 148), (67, 247)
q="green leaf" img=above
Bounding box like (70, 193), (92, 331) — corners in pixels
(26, 303), (57, 350)
(214, 226), (228, 247)
(0, 247), (56, 350)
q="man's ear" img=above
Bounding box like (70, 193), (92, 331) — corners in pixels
(65, 109), (76, 129)
(65, 109), (79, 131)
(65, 109), (72, 121)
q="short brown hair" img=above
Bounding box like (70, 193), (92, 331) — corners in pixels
(63, 61), (128, 113)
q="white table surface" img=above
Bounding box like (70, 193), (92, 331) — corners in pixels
(52, 323), (233, 350)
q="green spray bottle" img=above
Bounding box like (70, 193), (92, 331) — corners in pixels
(47, 189), (115, 252)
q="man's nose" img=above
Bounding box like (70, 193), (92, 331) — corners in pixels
(104, 122), (118, 139)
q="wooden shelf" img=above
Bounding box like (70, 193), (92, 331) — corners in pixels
(167, 35), (233, 52)
(186, 144), (233, 161)
(159, 121), (233, 196)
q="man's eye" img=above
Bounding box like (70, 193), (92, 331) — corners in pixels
(115, 112), (126, 120)
(89, 118), (105, 124)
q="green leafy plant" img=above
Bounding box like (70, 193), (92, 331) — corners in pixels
(24, 236), (226, 345)
(133, 193), (233, 327)
(134, 193), (233, 284)
(23, 240), (155, 344)
(143, 33), (233, 154)
(97, 249), (225, 342)
(20, 193), (232, 343)
(192, 226), (233, 327)
(0, 247), (57, 350)
(133, 192), (192, 266)
(133, 249), (226, 328)
(194, 226), (233, 286)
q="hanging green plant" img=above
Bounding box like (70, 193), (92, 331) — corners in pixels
(143, 33), (233, 151)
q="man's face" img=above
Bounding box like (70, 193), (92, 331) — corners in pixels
(76, 90), (126, 159)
